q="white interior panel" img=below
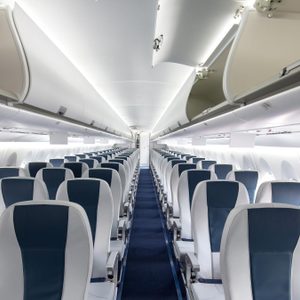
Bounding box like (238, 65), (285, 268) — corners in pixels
(152, 70), (196, 136)
(153, 0), (239, 66)
(0, 6), (28, 100)
(13, 4), (131, 137)
(13, 0), (193, 132)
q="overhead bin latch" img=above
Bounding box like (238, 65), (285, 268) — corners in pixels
(255, 0), (282, 18)
(153, 34), (164, 52)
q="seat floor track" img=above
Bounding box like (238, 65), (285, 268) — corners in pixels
(119, 169), (182, 300)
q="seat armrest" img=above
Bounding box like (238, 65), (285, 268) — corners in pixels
(185, 252), (200, 285)
(173, 219), (181, 241)
(118, 218), (127, 242)
(107, 251), (120, 284)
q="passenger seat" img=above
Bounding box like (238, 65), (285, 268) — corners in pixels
(25, 162), (52, 177)
(221, 203), (300, 300)
(56, 178), (119, 300)
(0, 200), (93, 300)
(0, 167), (26, 179)
(185, 181), (249, 300)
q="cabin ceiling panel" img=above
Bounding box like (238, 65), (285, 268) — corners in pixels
(153, 0), (240, 66)
(14, 0), (194, 132)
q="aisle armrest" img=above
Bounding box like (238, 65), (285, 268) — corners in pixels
(173, 219), (181, 241)
(185, 252), (200, 285)
(107, 251), (120, 284)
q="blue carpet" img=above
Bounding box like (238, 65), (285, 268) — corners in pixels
(120, 169), (179, 300)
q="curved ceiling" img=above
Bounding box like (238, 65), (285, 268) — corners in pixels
(13, 0), (194, 132)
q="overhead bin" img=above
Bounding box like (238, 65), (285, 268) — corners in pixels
(224, 0), (300, 103)
(152, 0), (239, 67)
(4, 4), (131, 138)
(0, 6), (29, 101)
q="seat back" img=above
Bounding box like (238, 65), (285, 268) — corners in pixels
(255, 180), (300, 205)
(226, 170), (259, 203)
(25, 162), (52, 177)
(170, 163), (197, 217)
(100, 163), (127, 200)
(164, 159), (186, 200)
(0, 167), (26, 179)
(209, 163), (233, 179)
(0, 177), (49, 211)
(49, 158), (64, 167)
(197, 160), (216, 170)
(83, 168), (122, 239)
(192, 180), (249, 280)
(221, 203), (300, 300)
(79, 158), (99, 168)
(178, 170), (217, 240)
(92, 156), (104, 163)
(75, 154), (86, 159)
(63, 162), (89, 178)
(0, 200), (92, 300)
(56, 179), (113, 279)
(64, 155), (77, 162)
(191, 157), (205, 164)
(36, 168), (74, 200)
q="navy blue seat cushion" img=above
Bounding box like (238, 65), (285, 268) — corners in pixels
(272, 182), (300, 205)
(187, 170), (212, 204)
(0, 168), (19, 179)
(42, 169), (66, 199)
(79, 159), (95, 168)
(214, 164), (233, 179)
(202, 160), (216, 170)
(14, 205), (68, 300)
(178, 164), (196, 176)
(2, 179), (34, 207)
(88, 169), (112, 186)
(101, 163), (119, 172)
(192, 157), (205, 164)
(67, 180), (100, 242)
(49, 159), (64, 167)
(171, 160), (186, 167)
(207, 181), (239, 252)
(235, 171), (258, 203)
(28, 163), (48, 177)
(248, 208), (300, 300)
(64, 156), (77, 162)
(64, 163), (82, 178)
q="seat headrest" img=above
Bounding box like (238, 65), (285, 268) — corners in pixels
(100, 162), (120, 172)
(49, 158), (64, 167)
(0, 167), (25, 179)
(210, 164), (233, 179)
(199, 160), (216, 170)
(0, 177), (48, 209)
(84, 168), (114, 186)
(227, 170), (259, 203)
(26, 162), (52, 177)
(221, 203), (300, 300)
(256, 181), (300, 205)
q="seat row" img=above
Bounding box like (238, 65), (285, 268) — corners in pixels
(150, 148), (300, 300)
(0, 147), (140, 300)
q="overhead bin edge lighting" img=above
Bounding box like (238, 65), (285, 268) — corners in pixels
(0, 103), (130, 141)
(15, 0), (130, 129)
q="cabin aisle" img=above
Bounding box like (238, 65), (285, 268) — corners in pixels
(120, 169), (179, 300)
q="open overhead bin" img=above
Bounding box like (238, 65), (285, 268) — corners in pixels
(0, 4), (131, 138)
(224, 0), (300, 104)
(152, 0), (240, 67)
(0, 6), (29, 101)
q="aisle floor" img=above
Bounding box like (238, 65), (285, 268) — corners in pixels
(120, 169), (179, 300)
